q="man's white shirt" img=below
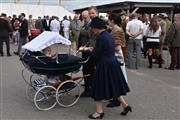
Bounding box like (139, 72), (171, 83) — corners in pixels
(62, 19), (70, 32)
(50, 19), (60, 33)
(126, 19), (144, 39)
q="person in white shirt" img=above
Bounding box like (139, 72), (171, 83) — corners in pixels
(50, 16), (60, 33)
(62, 16), (70, 40)
(126, 13), (143, 69)
(146, 16), (162, 68)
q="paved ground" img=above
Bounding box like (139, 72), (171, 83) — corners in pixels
(0, 44), (180, 120)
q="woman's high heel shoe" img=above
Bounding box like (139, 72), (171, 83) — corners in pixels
(88, 112), (104, 119)
(120, 105), (132, 116)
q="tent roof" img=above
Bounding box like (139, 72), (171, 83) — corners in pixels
(73, 0), (180, 13)
(0, 3), (74, 20)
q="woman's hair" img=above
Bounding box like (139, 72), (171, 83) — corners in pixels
(108, 13), (121, 26)
(149, 16), (159, 33)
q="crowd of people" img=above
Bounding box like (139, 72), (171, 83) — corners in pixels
(0, 6), (180, 119)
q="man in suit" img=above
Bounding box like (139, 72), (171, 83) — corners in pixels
(0, 13), (12, 56)
(14, 13), (28, 55)
(164, 13), (180, 70)
(42, 15), (50, 31)
(77, 10), (95, 97)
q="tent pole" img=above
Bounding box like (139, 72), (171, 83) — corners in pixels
(170, 9), (174, 22)
(38, 0), (40, 5)
(59, 0), (62, 6)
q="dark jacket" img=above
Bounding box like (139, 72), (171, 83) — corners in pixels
(164, 21), (180, 47)
(19, 18), (29, 37)
(0, 18), (12, 38)
(42, 19), (50, 31)
(78, 22), (95, 49)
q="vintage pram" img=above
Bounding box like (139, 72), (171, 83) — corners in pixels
(20, 31), (88, 111)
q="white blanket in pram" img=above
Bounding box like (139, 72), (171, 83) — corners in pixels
(22, 31), (71, 52)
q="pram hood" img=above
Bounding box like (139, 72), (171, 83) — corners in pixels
(22, 31), (71, 52)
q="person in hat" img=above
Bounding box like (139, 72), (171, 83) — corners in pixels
(79, 17), (131, 119)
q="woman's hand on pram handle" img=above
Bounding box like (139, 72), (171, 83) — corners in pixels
(78, 46), (93, 52)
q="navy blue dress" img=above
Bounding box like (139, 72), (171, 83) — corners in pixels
(87, 31), (130, 101)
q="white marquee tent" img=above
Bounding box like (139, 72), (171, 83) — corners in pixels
(0, 3), (74, 20)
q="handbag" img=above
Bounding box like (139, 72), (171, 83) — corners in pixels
(115, 49), (128, 83)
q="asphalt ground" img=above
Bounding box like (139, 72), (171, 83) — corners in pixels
(0, 43), (179, 120)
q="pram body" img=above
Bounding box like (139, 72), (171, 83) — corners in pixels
(22, 50), (82, 75)
(20, 31), (88, 110)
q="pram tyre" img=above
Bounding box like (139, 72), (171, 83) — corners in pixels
(26, 85), (38, 102)
(34, 85), (57, 111)
(26, 75), (46, 102)
(56, 80), (80, 107)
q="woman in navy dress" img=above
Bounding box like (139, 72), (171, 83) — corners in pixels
(79, 17), (132, 119)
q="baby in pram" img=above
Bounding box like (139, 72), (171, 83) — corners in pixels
(42, 47), (56, 59)
(40, 46), (61, 88)
(42, 46), (74, 88)
(21, 31), (81, 88)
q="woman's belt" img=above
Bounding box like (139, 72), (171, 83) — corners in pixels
(146, 36), (159, 39)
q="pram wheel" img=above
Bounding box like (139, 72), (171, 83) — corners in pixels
(26, 85), (38, 102)
(56, 80), (81, 107)
(34, 85), (57, 111)
(26, 75), (46, 102)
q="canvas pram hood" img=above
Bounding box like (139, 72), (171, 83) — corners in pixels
(22, 31), (71, 52)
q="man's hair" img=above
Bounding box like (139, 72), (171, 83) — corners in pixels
(1, 13), (7, 17)
(88, 6), (98, 13)
(21, 13), (25, 17)
(130, 13), (137, 19)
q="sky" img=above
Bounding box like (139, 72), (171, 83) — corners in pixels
(0, 0), (179, 11)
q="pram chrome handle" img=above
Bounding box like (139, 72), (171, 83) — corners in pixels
(78, 57), (89, 64)
(31, 55), (46, 64)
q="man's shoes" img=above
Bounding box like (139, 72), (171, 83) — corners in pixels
(148, 65), (152, 69)
(176, 66), (180, 70)
(0, 52), (4, 56)
(106, 100), (120, 108)
(168, 67), (175, 70)
(13, 51), (19, 55)
(7, 53), (12, 56)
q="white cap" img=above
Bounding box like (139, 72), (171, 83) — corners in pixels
(159, 13), (168, 17)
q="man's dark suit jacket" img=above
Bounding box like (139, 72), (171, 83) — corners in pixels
(42, 19), (50, 31)
(19, 18), (28, 37)
(0, 18), (12, 38)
